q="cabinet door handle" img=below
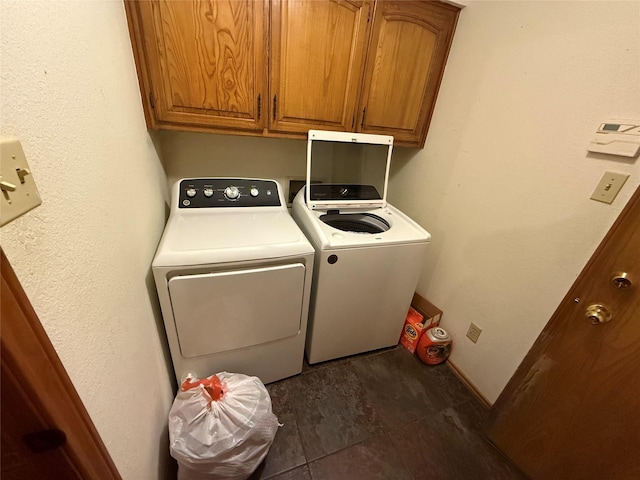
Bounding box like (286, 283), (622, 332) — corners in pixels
(273, 95), (277, 121)
(257, 94), (261, 120)
(361, 107), (366, 129)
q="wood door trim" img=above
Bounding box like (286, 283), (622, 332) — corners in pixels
(124, 0), (157, 129)
(1, 249), (121, 479)
(490, 185), (640, 420)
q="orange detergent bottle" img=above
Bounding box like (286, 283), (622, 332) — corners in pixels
(416, 327), (451, 365)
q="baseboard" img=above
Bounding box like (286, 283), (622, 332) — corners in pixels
(446, 359), (492, 409)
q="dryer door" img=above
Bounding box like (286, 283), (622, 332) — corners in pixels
(168, 263), (306, 358)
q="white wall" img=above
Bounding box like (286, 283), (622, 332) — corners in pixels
(152, 3), (640, 407)
(156, 2), (640, 405)
(4, 6), (633, 472)
(0, 2), (174, 478)
(388, 0), (640, 403)
(156, 131), (308, 200)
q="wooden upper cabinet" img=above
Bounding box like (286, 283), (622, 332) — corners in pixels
(269, 0), (373, 134)
(358, 1), (459, 147)
(126, 0), (267, 132)
(124, 0), (460, 147)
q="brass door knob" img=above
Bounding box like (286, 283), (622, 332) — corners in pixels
(611, 272), (632, 289)
(585, 304), (612, 325)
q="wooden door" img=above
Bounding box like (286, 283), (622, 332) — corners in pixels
(358, 0), (458, 147)
(128, 0), (267, 132)
(1, 250), (121, 479)
(269, 0), (373, 134)
(489, 186), (640, 480)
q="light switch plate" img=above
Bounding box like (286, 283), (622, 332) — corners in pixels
(590, 171), (629, 204)
(1, 136), (42, 226)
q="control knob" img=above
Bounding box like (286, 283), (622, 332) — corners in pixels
(203, 187), (214, 198)
(224, 186), (240, 200)
(250, 187), (259, 197)
(186, 188), (197, 198)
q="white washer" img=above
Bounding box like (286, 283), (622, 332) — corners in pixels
(292, 131), (431, 364)
(153, 178), (314, 384)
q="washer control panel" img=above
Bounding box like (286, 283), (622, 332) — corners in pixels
(178, 178), (281, 208)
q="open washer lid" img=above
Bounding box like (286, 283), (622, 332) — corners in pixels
(305, 130), (393, 210)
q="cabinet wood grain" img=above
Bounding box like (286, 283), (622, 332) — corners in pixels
(359, 1), (459, 146)
(124, 0), (460, 148)
(270, 0), (372, 133)
(127, 0), (266, 132)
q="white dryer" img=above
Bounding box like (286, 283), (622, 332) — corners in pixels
(153, 178), (314, 384)
(292, 131), (431, 364)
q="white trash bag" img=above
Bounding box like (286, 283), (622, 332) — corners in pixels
(169, 372), (279, 480)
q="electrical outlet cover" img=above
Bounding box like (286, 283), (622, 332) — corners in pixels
(1, 136), (42, 226)
(466, 322), (482, 343)
(590, 171), (629, 204)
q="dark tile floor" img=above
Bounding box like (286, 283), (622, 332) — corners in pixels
(248, 346), (528, 480)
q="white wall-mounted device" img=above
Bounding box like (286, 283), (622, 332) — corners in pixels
(587, 121), (640, 158)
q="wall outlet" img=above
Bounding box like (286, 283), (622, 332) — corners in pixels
(466, 322), (482, 343)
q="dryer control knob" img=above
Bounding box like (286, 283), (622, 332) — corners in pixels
(250, 187), (259, 197)
(186, 188), (197, 198)
(224, 186), (240, 200)
(203, 187), (214, 198)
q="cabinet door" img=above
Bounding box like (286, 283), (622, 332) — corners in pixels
(270, 0), (373, 134)
(358, 1), (459, 147)
(131, 0), (266, 131)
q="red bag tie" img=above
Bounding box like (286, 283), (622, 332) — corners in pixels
(181, 374), (224, 402)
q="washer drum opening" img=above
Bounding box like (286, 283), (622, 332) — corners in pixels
(319, 213), (390, 234)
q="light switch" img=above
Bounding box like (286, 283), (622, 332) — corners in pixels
(1, 136), (42, 226)
(590, 171), (629, 204)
